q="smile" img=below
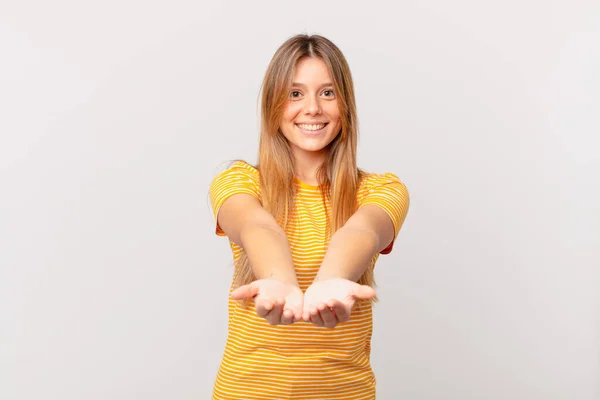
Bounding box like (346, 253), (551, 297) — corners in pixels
(295, 123), (328, 134)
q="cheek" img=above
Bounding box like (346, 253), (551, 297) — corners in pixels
(325, 104), (340, 121)
(283, 104), (302, 123)
(323, 102), (340, 119)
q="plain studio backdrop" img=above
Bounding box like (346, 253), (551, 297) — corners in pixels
(1, 1), (599, 399)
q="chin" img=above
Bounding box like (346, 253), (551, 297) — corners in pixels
(295, 143), (331, 154)
(302, 147), (328, 153)
(282, 130), (337, 155)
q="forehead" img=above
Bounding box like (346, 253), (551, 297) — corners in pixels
(291, 57), (333, 86)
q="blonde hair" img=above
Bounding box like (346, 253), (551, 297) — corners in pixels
(234, 34), (375, 294)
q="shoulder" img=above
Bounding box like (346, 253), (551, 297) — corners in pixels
(358, 170), (407, 195)
(357, 169), (409, 210)
(356, 169), (410, 254)
(209, 159), (261, 201)
(208, 160), (262, 237)
(211, 160), (260, 185)
(217, 159), (259, 178)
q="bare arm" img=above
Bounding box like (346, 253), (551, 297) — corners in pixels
(315, 204), (394, 282)
(217, 193), (298, 285)
(301, 205), (394, 327)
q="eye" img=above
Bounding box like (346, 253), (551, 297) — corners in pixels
(289, 90), (302, 99)
(322, 89), (335, 98)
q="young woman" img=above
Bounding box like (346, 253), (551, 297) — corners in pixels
(209, 34), (410, 400)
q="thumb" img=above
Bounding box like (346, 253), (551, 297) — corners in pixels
(231, 282), (259, 300)
(350, 284), (376, 300)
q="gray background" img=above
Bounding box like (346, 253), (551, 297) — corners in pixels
(1, 1), (599, 399)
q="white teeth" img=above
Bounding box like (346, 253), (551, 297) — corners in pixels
(296, 123), (326, 131)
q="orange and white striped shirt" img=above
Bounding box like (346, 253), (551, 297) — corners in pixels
(209, 160), (409, 400)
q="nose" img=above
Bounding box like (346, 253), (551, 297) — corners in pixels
(304, 93), (321, 115)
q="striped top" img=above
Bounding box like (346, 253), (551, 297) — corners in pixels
(209, 160), (409, 400)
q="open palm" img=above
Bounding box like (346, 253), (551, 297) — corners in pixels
(231, 279), (303, 325)
(302, 278), (376, 328)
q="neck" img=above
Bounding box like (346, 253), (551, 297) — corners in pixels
(293, 148), (327, 185)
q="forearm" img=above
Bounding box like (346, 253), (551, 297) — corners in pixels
(239, 224), (298, 285)
(316, 226), (379, 282)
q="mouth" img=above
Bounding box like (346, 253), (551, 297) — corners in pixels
(295, 122), (329, 134)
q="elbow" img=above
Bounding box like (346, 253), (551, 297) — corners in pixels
(337, 225), (380, 256)
(239, 220), (287, 248)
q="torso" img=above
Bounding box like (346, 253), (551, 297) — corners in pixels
(213, 170), (380, 400)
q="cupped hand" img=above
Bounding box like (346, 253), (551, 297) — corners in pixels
(302, 278), (376, 328)
(231, 279), (303, 325)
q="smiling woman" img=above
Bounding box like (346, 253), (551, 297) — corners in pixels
(279, 58), (342, 169)
(209, 33), (410, 399)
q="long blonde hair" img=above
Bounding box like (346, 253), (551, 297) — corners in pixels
(234, 34), (374, 291)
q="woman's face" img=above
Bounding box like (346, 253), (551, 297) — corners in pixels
(279, 56), (342, 160)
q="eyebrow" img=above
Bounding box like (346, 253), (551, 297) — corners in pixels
(291, 82), (334, 88)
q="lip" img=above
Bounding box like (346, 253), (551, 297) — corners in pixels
(295, 122), (328, 135)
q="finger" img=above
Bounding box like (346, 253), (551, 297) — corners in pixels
(351, 284), (376, 300)
(329, 299), (350, 323)
(292, 300), (304, 322)
(310, 307), (324, 327)
(285, 297), (304, 323)
(302, 303), (314, 322)
(256, 298), (274, 318)
(231, 283), (259, 300)
(291, 305), (303, 323)
(281, 308), (294, 325)
(318, 302), (337, 329)
(266, 298), (284, 325)
(302, 308), (311, 322)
